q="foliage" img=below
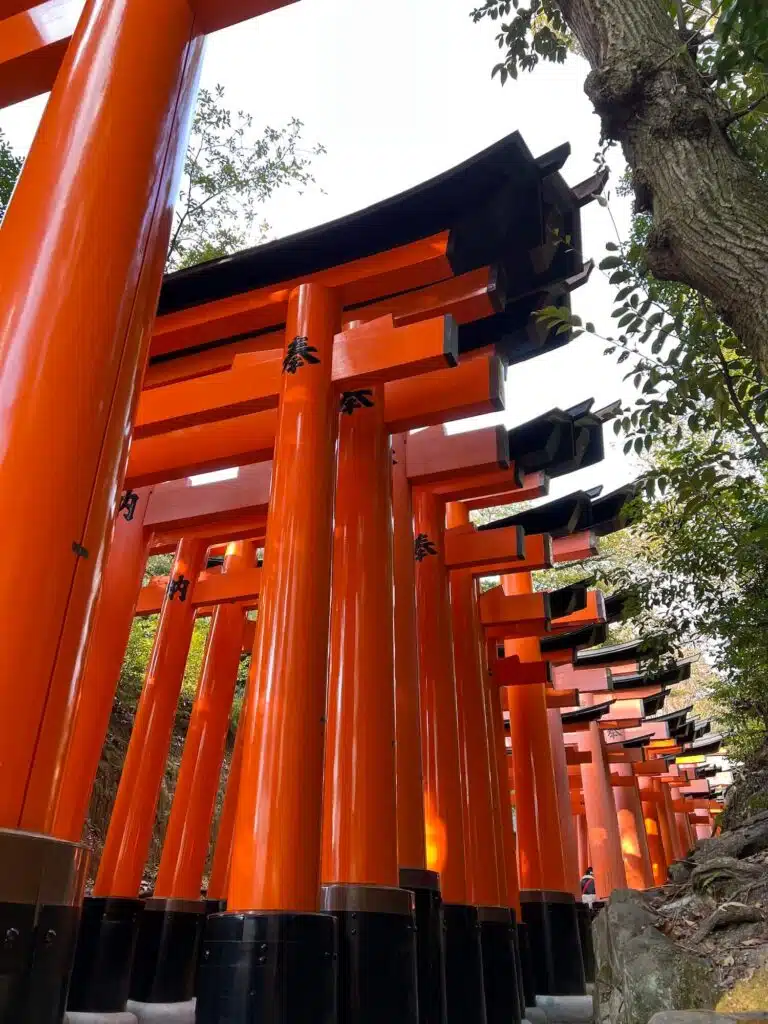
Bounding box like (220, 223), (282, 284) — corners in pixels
(0, 128), (22, 220)
(166, 85), (324, 271)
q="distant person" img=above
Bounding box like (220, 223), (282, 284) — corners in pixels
(580, 866), (596, 904)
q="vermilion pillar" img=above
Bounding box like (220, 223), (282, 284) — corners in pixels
(657, 779), (683, 863)
(612, 763), (654, 890)
(94, 537), (208, 898)
(447, 503), (501, 907)
(228, 283), (340, 912)
(577, 722), (627, 898)
(154, 542), (253, 900)
(575, 811), (590, 876)
(322, 385), (418, 1023)
(200, 285), (341, 1022)
(0, 0), (204, 829)
(392, 433), (428, 872)
(207, 684), (251, 902)
(548, 709), (581, 896)
(639, 775), (668, 886)
(414, 488), (486, 1024)
(413, 488), (467, 904)
(41, 488), (153, 841)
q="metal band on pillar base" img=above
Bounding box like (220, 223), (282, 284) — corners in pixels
(399, 868), (448, 1024)
(519, 891), (586, 997)
(443, 904), (487, 1024)
(128, 899), (206, 1005)
(196, 912), (338, 1024)
(575, 903), (595, 984)
(67, 897), (143, 1013)
(478, 906), (521, 1024)
(0, 829), (88, 1023)
(517, 921), (537, 1009)
(321, 885), (418, 1024)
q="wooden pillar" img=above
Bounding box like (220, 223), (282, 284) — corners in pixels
(0, 0), (204, 828)
(413, 488), (467, 905)
(154, 542), (253, 900)
(93, 537), (208, 897)
(207, 685), (250, 902)
(548, 709), (581, 896)
(392, 433), (428, 871)
(447, 502), (502, 908)
(638, 775), (668, 886)
(576, 723), (627, 898)
(322, 383), (398, 887)
(575, 811), (590, 877)
(229, 283), (340, 913)
(42, 488), (153, 841)
(612, 763), (654, 890)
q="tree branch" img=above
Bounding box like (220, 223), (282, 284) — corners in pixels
(723, 92), (768, 127)
(714, 343), (768, 460)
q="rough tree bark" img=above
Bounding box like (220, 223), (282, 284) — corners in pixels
(557, 0), (768, 372)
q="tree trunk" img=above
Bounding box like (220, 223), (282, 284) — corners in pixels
(558, 0), (768, 372)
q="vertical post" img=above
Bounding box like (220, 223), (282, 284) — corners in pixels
(392, 433), (428, 872)
(639, 775), (668, 886)
(577, 723), (628, 898)
(576, 812), (590, 877)
(611, 763), (654, 890)
(448, 501), (520, 1024)
(94, 537), (209, 899)
(657, 780), (683, 863)
(321, 384), (418, 1024)
(0, 0), (204, 831)
(548, 709), (581, 896)
(198, 284), (340, 1024)
(207, 686), (249, 903)
(413, 487), (486, 1024)
(42, 488), (153, 841)
(155, 542), (253, 900)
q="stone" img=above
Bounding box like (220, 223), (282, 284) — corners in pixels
(650, 1014), (768, 1024)
(717, 967), (768, 1015)
(668, 861), (695, 884)
(526, 1007), (550, 1024)
(125, 1002), (196, 1024)
(65, 1014), (138, 1024)
(535, 994), (594, 1023)
(696, 812), (768, 864)
(593, 890), (718, 1024)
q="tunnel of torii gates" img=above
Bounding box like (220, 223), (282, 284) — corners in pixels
(0, 2), (727, 1023)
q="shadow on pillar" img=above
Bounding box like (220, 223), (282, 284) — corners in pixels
(196, 911), (338, 1024)
(516, 921), (538, 1009)
(520, 891), (586, 996)
(321, 884), (418, 1024)
(443, 903), (487, 1024)
(399, 868), (448, 1024)
(0, 829), (88, 1024)
(129, 898), (207, 1004)
(478, 906), (521, 1024)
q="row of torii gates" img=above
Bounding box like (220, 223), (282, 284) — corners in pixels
(0, 1), (725, 1022)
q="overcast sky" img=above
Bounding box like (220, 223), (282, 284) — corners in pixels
(0, 0), (640, 497)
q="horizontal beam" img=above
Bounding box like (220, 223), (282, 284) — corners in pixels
(406, 423), (507, 484)
(471, 533), (554, 577)
(126, 353), (504, 488)
(461, 471), (549, 513)
(0, 1), (80, 110)
(136, 566), (262, 616)
(490, 657), (550, 688)
(444, 523), (525, 571)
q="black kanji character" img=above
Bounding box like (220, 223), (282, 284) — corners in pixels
(339, 389), (375, 415)
(119, 489), (140, 522)
(282, 335), (321, 374)
(414, 533), (438, 562)
(168, 574), (191, 602)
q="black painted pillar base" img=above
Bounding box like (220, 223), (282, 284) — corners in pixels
(67, 896), (143, 1013)
(516, 921), (537, 1009)
(443, 903), (487, 1024)
(129, 897), (206, 1004)
(321, 884), (418, 1024)
(478, 906), (521, 1024)
(0, 828), (88, 1024)
(520, 891), (586, 997)
(205, 898), (227, 916)
(575, 902), (595, 984)
(196, 910), (338, 1024)
(399, 868), (448, 1024)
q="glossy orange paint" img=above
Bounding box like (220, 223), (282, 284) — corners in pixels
(41, 489), (153, 840)
(93, 538), (208, 897)
(136, 565), (262, 615)
(612, 762), (654, 889)
(0, 0), (204, 828)
(155, 542), (254, 900)
(487, 678), (520, 915)
(461, 472), (549, 513)
(392, 434), (428, 871)
(322, 384), (398, 886)
(413, 487), (467, 904)
(151, 233), (450, 359)
(547, 708), (581, 896)
(576, 721), (627, 898)
(229, 284), (340, 913)
(191, 0), (297, 34)
(638, 774), (668, 886)
(0, 0), (80, 110)
(207, 683), (250, 901)
(447, 502), (502, 907)
(406, 424), (507, 485)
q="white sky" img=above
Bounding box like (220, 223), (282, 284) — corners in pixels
(0, 0), (641, 498)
